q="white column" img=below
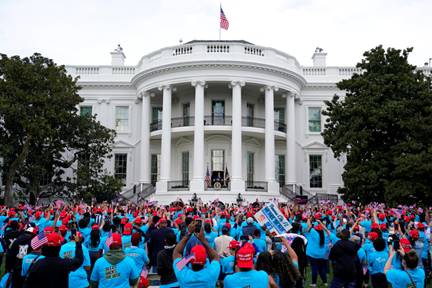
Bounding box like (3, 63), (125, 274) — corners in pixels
(139, 91), (151, 184)
(230, 81), (245, 193)
(156, 85), (172, 193)
(264, 86), (279, 195)
(285, 92), (296, 185)
(190, 81), (205, 193)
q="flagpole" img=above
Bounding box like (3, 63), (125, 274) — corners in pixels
(219, 3), (221, 40)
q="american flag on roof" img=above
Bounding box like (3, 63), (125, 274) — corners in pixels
(31, 231), (48, 250)
(220, 6), (229, 30)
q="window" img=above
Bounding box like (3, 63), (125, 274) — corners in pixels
(211, 150), (224, 171)
(114, 153), (127, 184)
(151, 154), (160, 185)
(182, 152), (189, 185)
(246, 103), (254, 126)
(212, 100), (225, 125)
(183, 103), (190, 126)
(152, 107), (162, 122)
(80, 105), (92, 117)
(274, 107), (285, 132)
(308, 107), (321, 133)
(115, 106), (129, 131)
(309, 155), (322, 188)
(247, 152), (254, 186)
(276, 155), (285, 186)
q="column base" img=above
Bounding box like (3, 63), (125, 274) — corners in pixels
(190, 179), (204, 193)
(267, 181), (280, 195)
(230, 179), (245, 193)
(155, 180), (168, 193)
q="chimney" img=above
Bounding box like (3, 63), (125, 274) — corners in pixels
(111, 44), (126, 66)
(312, 47), (327, 67)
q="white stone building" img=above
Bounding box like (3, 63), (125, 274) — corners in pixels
(64, 41), (361, 204)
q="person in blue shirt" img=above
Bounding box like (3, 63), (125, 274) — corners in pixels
(59, 232), (91, 288)
(125, 232), (149, 275)
(172, 221), (220, 288)
(0, 272), (12, 288)
(203, 222), (218, 249)
(220, 240), (240, 280)
(88, 225), (103, 269)
(385, 247), (425, 288)
(252, 229), (267, 253)
(90, 232), (140, 288)
(367, 238), (388, 287)
(224, 242), (269, 288)
(305, 219), (330, 286)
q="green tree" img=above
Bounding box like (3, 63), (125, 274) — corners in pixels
(322, 46), (432, 205)
(0, 53), (119, 205)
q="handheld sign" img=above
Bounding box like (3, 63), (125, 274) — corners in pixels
(255, 202), (292, 235)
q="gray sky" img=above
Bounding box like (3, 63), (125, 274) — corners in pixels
(1, 0), (431, 67)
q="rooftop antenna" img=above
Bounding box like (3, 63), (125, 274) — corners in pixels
(179, 38), (183, 44)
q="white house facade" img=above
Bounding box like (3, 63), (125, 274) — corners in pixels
(64, 40), (365, 204)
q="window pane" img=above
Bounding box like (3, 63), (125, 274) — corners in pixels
(114, 154), (127, 184)
(115, 106), (129, 131)
(211, 150), (224, 171)
(276, 155), (285, 186)
(80, 106), (92, 117)
(182, 152), (189, 183)
(309, 155), (322, 188)
(247, 152), (254, 184)
(308, 107), (321, 132)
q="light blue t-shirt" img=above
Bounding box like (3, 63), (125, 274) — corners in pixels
(367, 250), (388, 275)
(360, 220), (372, 233)
(386, 267), (425, 288)
(60, 241), (91, 288)
(204, 231), (218, 248)
(21, 253), (44, 276)
(125, 246), (149, 273)
(90, 255), (139, 288)
(220, 255), (235, 275)
(173, 258), (220, 288)
(121, 235), (132, 250)
(305, 229), (329, 259)
(224, 270), (269, 288)
(0, 272), (11, 288)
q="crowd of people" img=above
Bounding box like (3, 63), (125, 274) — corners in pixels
(0, 198), (429, 288)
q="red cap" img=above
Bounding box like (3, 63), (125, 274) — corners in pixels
(326, 210), (332, 216)
(175, 218), (183, 225)
(190, 245), (207, 265)
(315, 224), (323, 231)
(380, 223), (387, 230)
(246, 212), (253, 218)
(236, 243), (255, 269)
(368, 232), (379, 241)
(92, 224), (99, 231)
(59, 225), (68, 232)
(193, 215), (200, 220)
(111, 233), (122, 247)
(404, 216), (410, 222)
(400, 238), (412, 253)
(123, 223), (133, 235)
(225, 223), (231, 230)
(409, 230), (419, 241)
(35, 211), (42, 219)
(134, 217), (142, 225)
(44, 226), (54, 235)
(371, 223), (379, 230)
(314, 213), (322, 220)
(417, 223), (425, 230)
(8, 211), (16, 217)
(378, 213), (385, 221)
(46, 233), (63, 246)
(228, 240), (240, 250)
(121, 218), (128, 225)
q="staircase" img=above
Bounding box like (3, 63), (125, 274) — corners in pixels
(118, 183), (155, 203)
(280, 184), (339, 204)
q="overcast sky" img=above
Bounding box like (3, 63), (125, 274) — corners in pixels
(1, 0), (431, 67)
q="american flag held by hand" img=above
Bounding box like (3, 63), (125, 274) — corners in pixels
(31, 231), (48, 250)
(175, 253), (195, 271)
(105, 232), (113, 248)
(220, 6), (229, 30)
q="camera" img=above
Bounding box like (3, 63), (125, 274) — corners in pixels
(388, 234), (400, 250)
(195, 220), (202, 233)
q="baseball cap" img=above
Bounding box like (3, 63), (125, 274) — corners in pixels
(409, 230), (419, 241)
(123, 223), (133, 235)
(134, 217), (142, 225)
(417, 223), (425, 230)
(228, 240), (240, 250)
(92, 224), (99, 231)
(190, 245), (207, 265)
(236, 243), (255, 269)
(111, 233), (122, 247)
(368, 232), (379, 241)
(46, 233), (63, 247)
(246, 217), (254, 224)
(400, 238), (412, 253)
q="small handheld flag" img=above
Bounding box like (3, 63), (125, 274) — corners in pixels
(31, 231), (48, 250)
(175, 253), (195, 271)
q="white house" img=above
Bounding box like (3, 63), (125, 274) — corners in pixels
(62, 41), (364, 204)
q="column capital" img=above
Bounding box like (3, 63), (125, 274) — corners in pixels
(137, 90), (151, 99)
(191, 80), (206, 87)
(158, 85), (175, 92)
(281, 91), (297, 99)
(229, 81), (245, 88)
(261, 85), (279, 93)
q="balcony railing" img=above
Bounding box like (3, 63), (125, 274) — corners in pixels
(275, 121), (287, 132)
(246, 181), (268, 192)
(150, 120), (162, 132)
(168, 180), (190, 191)
(204, 115), (232, 126)
(242, 117), (265, 128)
(171, 116), (195, 128)
(205, 181), (231, 191)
